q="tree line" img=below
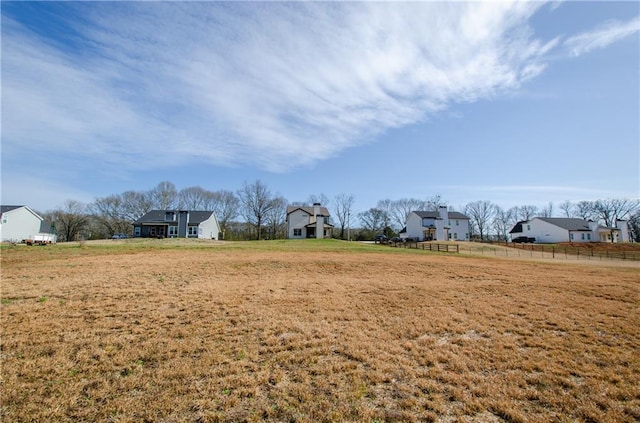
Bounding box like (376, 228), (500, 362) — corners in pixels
(38, 180), (640, 242)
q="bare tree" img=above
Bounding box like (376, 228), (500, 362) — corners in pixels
(514, 205), (538, 221)
(593, 198), (640, 228)
(52, 200), (89, 242)
(493, 205), (514, 241)
(210, 190), (240, 238)
(390, 198), (426, 230)
(376, 199), (394, 231)
(121, 190), (154, 222)
(178, 186), (211, 210)
(425, 194), (447, 210)
(307, 193), (330, 208)
(91, 194), (131, 237)
(265, 196), (288, 240)
(464, 201), (495, 241)
(540, 202), (554, 218)
(238, 180), (275, 240)
(575, 201), (597, 221)
(558, 200), (574, 218)
(628, 210), (640, 242)
(150, 181), (178, 209)
(333, 193), (355, 240)
(359, 208), (387, 237)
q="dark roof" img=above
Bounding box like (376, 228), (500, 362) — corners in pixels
(1, 205), (25, 214)
(286, 205), (331, 216)
(509, 221), (526, 234)
(413, 210), (469, 220)
(538, 217), (619, 231)
(536, 217), (593, 231)
(134, 210), (215, 225)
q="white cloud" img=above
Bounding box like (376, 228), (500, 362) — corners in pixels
(564, 16), (640, 57)
(1, 2), (567, 175)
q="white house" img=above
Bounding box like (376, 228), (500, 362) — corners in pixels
(404, 207), (471, 241)
(0, 205), (57, 243)
(509, 217), (629, 243)
(286, 203), (333, 239)
(133, 210), (221, 239)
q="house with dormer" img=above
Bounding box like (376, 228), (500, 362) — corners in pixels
(286, 203), (333, 239)
(133, 210), (221, 239)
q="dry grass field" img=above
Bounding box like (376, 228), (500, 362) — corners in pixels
(1, 239), (639, 422)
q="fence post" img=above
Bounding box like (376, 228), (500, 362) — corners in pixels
(552, 247), (555, 259)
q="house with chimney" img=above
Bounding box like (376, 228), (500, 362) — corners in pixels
(286, 203), (333, 239)
(403, 206), (471, 241)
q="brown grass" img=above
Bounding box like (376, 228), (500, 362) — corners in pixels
(1, 240), (639, 422)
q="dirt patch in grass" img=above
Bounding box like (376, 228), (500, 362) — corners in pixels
(2, 241), (639, 422)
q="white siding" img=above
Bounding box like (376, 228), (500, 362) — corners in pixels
(199, 213), (221, 239)
(287, 209), (310, 238)
(405, 213), (424, 239)
(522, 218), (569, 243)
(405, 212), (470, 241)
(448, 219), (470, 241)
(0, 207), (44, 242)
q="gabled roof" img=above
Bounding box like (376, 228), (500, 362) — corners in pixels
(134, 210), (215, 225)
(1, 205), (43, 220)
(1, 205), (25, 214)
(509, 221), (526, 234)
(535, 217), (593, 231)
(413, 210), (469, 220)
(286, 205), (330, 216)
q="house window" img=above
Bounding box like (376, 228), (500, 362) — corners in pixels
(188, 226), (198, 236)
(465, 233), (469, 239)
(168, 226), (178, 237)
(587, 234), (591, 240)
(570, 233), (574, 240)
(527, 224), (531, 231)
(134, 227), (141, 237)
(293, 228), (302, 237)
(581, 233), (585, 240)
(454, 233), (458, 239)
(456, 220), (459, 226)
(448, 233), (452, 239)
(165, 212), (176, 221)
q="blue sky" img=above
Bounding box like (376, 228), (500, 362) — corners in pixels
(2, 1), (638, 215)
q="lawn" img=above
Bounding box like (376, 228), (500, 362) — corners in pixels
(1, 239), (639, 422)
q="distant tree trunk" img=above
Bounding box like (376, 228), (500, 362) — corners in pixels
(333, 193), (355, 240)
(238, 180), (276, 240)
(54, 200), (89, 242)
(465, 201), (495, 241)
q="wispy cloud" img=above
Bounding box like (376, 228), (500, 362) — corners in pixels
(0, 2), (575, 174)
(564, 15), (640, 57)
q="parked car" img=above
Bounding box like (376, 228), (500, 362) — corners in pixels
(512, 236), (535, 243)
(111, 233), (129, 239)
(374, 234), (388, 243)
